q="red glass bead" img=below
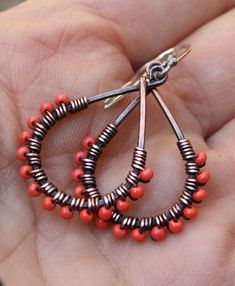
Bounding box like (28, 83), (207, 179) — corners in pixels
(131, 228), (146, 242)
(73, 151), (87, 165)
(71, 168), (84, 183)
(55, 94), (70, 106)
(79, 209), (94, 223)
(40, 102), (54, 115)
(82, 136), (97, 150)
(168, 219), (183, 234)
(27, 116), (41, 129)
(17, 146), (29, 161)
(195, 152), (207, 167)
(19, 131), (32, 144)
(183, 205), (198, 220)
(98, 206), (113, 221)
(95, 217), (109, 229)
(112, 224), (127, 239)
(116, 199), (130, 212)
(59, 206), (74, 220)
(27, 182), (41, 197)
(130, 185), (144, 200)
(42, 197), (56, 211)
(140, 167), (154, 182)
(197, 171), (210, 185)
(192, 189), (207, 203)
(150, 226), (166, 241)
(19, 165), (32, 180)
(73, 185), (85, 198)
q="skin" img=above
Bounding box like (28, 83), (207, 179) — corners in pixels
(0, 0), (235, 285)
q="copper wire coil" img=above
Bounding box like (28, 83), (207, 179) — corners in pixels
(81, 174), (97, 187)
(26, 152), (41, 166)
(28, 138), (41, 153)
(103, 191), (116, 208)
(177, 139), (197, 160)
(97, 124), (117, 147)
(88, 144), (102, 160)
(55, 103), (68, 120)
(70, 97), (88, 113)
(41, 111), (56, 128)
(70, 197), (86, 211)
(115, 184), (128, 198)
(126, 170), (139, 186)
(121, 216), (137, 229)
(132, 147), (146, 170)
(30, 168), (47, 182)
(52, 191), (71, 206)
(83, 188), (100, 199)
(33, 124), (48, 140)
(82, 158), (96, 173)
(185, 162), (200, 175)
(87, 197), (100, 211)
(184, 177), (198, 192)
(155, 212), (168, 227)
(39, 182), (57, 196)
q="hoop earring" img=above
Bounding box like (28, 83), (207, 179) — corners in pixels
(17, 44), (210, 242)
(72, 45), (209, 241)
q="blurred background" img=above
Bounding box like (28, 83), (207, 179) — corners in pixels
(0, 0), (25, 11)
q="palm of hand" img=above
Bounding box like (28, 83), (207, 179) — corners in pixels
(0, 1), (235, 285)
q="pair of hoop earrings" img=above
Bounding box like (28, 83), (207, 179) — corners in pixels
(17, 44), (210, 242)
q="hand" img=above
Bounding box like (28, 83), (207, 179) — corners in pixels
(0, 1), (235, 285)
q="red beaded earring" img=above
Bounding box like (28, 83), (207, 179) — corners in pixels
(17, 44), (210, 243)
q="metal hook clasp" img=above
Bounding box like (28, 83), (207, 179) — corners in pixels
(104, 44), (191, 109)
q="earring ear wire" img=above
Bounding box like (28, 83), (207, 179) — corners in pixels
(104, 44), (191, 109)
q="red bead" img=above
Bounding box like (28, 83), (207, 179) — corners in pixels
(150, 226), (166, 241)
(112, 224), (127, 239)
(95, 217), (109, 229)
(183, 205), (198, 220)
(192, 189), (207, 203)
(82, 136), (97, 150)
(98, 206), (113, 221)
(16, 146), (29, 161)
(73, 151), (87, 165)
(27, 182), (41, 197)
(79, 209), (94, 223)
(27, 116), (41, 129)
(40, 102), (54, 115)
(73, 185), (85, 198)
(19, 131), (32, 144)
(168, 219), (183, 234)
(197, 171), (210, 185)
(42, 197), (56, 211)
(130, 185), (144, 200)
(116, 199), (130, 212)
(59, 206), (74, 220)
(131, 228), (146, 242)
(19, 165), (32, 180)
(71, 168), (84, 183)
(55, 94), (70, 106)
(140, 167), (154, 182)
(195, 152), (207, 167)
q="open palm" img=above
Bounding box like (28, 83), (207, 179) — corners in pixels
(0, 1), (235, 285)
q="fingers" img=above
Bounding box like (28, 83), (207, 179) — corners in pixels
(77, 0), (235, 67)
(3, 0), (235, 68)
(161, 8), (235, 137)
